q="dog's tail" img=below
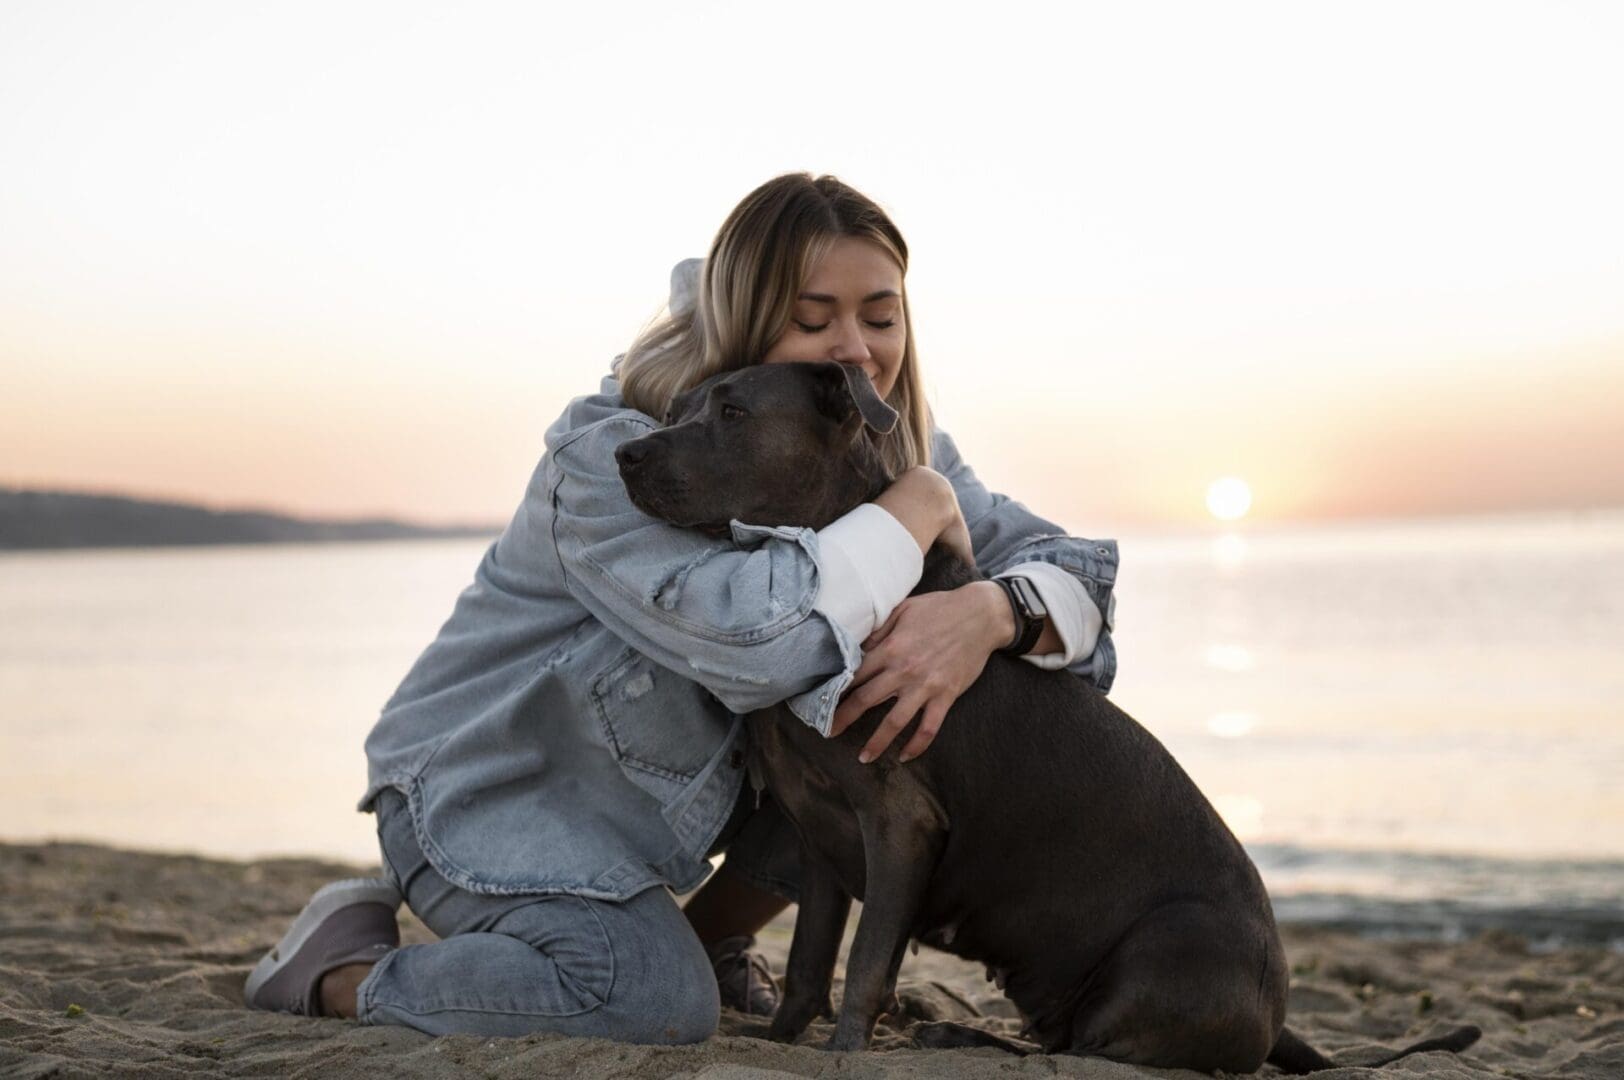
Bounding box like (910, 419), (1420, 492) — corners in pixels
(1267, 1023), (1481, 1074)
(911, 1020), (1035, 1056)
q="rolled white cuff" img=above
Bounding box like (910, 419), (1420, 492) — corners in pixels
(812, 503), (924, 642)
(997, 561), (1103, 672)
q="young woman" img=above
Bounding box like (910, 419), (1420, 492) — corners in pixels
(245, 173), (1119, 1044)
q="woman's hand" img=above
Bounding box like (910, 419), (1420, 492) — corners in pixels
(829, 580), (1015, 763)
(870, 467), (975, 565)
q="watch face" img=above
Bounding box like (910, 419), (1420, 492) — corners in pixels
(1010, 576), (1047, 619)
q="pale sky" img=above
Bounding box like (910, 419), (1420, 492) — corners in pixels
(2, 1), (1621, 532)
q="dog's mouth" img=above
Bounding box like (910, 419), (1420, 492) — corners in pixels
(622, 476), (731, 536)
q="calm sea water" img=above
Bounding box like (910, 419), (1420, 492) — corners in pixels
(4, 513), (1621, 944)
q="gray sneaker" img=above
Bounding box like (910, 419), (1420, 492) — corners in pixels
(244, 877), (401, 1017)
(706, 934), (779, 1015)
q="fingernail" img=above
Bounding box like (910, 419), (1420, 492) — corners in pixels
(898, 753), (913, 764)
(858, 751), (873, 764)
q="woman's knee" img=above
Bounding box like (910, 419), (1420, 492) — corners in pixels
(585, 891), (720, 1044)
(653, 954), (721, 1044)
(548, 941), (715, 1045)
(619, 930), (720, 1044)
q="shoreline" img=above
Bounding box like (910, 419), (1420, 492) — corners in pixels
(3, 840), (1619, 1078)
(9, 829), (1620, 949)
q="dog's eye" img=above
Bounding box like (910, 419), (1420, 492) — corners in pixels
(720, 403), (746, 421)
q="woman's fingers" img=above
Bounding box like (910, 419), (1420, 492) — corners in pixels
(858, 692), (926, 764)
(864, 605), (904, 650)
(847, 648), (882, 693)
(831, 585), (991, 761)
(897, 698), (952, 763)
(830, 666), (898, 736)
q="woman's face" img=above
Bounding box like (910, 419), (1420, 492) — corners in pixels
(761, 235), (906, 399)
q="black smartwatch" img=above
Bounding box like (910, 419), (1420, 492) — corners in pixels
(993, 575), (1048, 655)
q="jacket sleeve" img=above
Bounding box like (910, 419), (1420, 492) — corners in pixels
(932, 427), (1119, 692)
(545, 414), (863, 730)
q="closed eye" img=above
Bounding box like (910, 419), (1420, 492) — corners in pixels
(794, 320), (896, 332)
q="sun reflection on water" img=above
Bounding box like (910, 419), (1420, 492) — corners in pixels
(1206, 710), (1259, 738)
(1210, 531), (1249, 572)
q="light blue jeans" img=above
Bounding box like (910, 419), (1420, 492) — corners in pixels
(354, 785), (798, 1042)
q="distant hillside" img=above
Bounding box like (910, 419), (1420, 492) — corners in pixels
(0, 488), (500, 550)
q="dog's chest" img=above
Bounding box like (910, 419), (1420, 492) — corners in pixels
(744, 710), (871, 898)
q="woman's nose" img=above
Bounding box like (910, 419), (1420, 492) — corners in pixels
(828, 318), (871, 363)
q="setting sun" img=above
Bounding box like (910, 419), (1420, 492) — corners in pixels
(1206, 477), (1253, 521)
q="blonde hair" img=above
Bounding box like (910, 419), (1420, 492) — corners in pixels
(616, 173), (931, 472)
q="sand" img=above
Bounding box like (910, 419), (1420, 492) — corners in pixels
(1, 840), (1619, 1079)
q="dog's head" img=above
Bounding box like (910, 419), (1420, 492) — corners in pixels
(615, 361), (899, 533)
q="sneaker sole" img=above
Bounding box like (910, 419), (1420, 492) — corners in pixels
(244, 877), (401, 1006)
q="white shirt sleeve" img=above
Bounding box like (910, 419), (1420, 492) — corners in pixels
(812, 503), (923, 642)
(997, 561), (1104, 671)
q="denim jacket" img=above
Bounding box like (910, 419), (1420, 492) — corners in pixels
(358, 378), (1119, 901)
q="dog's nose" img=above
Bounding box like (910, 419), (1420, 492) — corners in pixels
(615, 441), (648, 471)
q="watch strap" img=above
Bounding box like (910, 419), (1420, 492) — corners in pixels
(994, 575), (1046, 655)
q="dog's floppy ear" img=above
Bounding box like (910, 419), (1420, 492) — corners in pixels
(816, 361), (899, 435)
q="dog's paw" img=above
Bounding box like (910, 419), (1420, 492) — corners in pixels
(765, 994), (828, 1044)
(825, 1029), (873, 1053)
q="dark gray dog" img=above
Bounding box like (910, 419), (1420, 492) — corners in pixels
(615, 361), (1481, 1073)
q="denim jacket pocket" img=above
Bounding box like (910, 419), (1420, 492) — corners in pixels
(589, 646), (732, 807)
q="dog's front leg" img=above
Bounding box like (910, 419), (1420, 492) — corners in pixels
(768, 840), (851, 1043)
(827, 799), (943, 1052)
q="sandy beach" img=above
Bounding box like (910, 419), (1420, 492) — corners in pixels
(1, 840), (1618, 1079)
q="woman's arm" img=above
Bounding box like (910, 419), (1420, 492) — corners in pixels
(807, 469), (973, 642)
(544, 414), (961, 727)
(830, 426), (1120, 763)
(931, 427), (1119, 691)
